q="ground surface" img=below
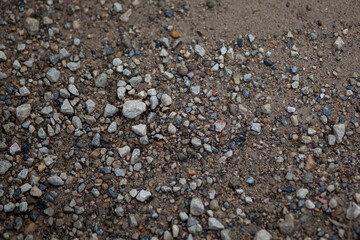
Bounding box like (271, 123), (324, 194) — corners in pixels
(0, 0), (360, 240)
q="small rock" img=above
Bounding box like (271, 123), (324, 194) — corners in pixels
(61, 99), (74, 115)
(333, 124), (345, 143)
(346, 202), (360, 220)
(208, 217), (224, 230)
(47, 176), (65, 186)
(122, 100), (146, 119)
(279, 214), (295, 235)
(190, 198), (204, 216)
(195, 45), (206, 57)
(16, 104), (31, 122)
(46, 68), (60, 82)
(104, 104), (118, 117)
(95, 73), (108, 88)
(254, 229), (272, 240)
(25, 17), (39, 35)
(0, 160), (12, 175)
(334, 36), (345, 49)
(131, 124), (147, 136)
(136, 190), (152, 202)
(161, 94), (172, 106)
(305, 200), (315, 209)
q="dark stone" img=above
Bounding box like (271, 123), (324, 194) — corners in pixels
(264, 58), (274, 66)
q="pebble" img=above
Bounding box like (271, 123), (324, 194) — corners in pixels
(296, 188), (309, 199)
(136, 190), (152, 202)
(334, 36), (345, 49)
(195, 45), (206, 57)
(104, 104), (118, 117)
(254, 229), (272, 240)
(305, 200), (315, 209)
(122, 100), (146, 119)
(0, 160), (12, 175)
(95, 73), (108, 88)
(46, 68), (60, 82)
(333, 124), (345, 143)
(16, 104), (31, 122)
(208, 217), (225, 230)
(24, 17), (39, 35)
(190, 198), (204, 216)
(61, 99), (74, 115)
(47, 176), (65, 186)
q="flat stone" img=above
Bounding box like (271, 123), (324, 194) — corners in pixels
(61, 99), (74, 115)
(136, 190), (152, 202)
(47, 176), (65, 186)
(195, 45), (206, 57)
(190, 198), (204, 216)
(0, 51), (7, 61)
(333, 124), (345, 143)
(30, 186), (42, 197)
(95, 73), (108, 88)
(85, 99), (96, 113)
(4, 202), (16, 213)
(215, 120), (226, 132)
(305, 200), (315, 209)
(279, 214), (295, 235)
(16, 104), (31, 122)
(251, 123), (261, 133)
(122, 100), (146, 119)
(10, 143), (21, 155)
(208, 217), (224, 230)
(118, 146), (131, 157)
(131, 124), (147, 136)
(254, 229), (272, 240)
(46, 68), (60, 82)
(0, 160), (12, 175)
(67, 62), (80, 71)
(104, 104), (118, 117)
(191, 137), (202, 148)
(161, 94), (172, 106)
(296, 188), (309, 199)
(24, 17), (39, 35)
(334, 36), (345, 49)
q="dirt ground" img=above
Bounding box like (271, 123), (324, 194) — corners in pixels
(0, 0), (360, 239)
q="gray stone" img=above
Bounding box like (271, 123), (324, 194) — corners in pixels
(10, 143), (21, 155)
(251, 123), (261, 133)
(47, 176), (65, 186)
(68, 84), (79, 96)
(67, 62), (80, 71)
(346, 202), (360, 220)
(4, 202), (16, 213)
(118, 146), (130, 157)
(129, 215), (138, 227)
(0, 51), (7, 61)
(190, 198), (204, 216)
(328, 134), (336, 146)
(244, 73), (252, 82)
(108, 122), (117, 133)
(254, 229), (272, 240)
(164, 231), (173, 240)
(30, 186), (42, 197)
(305, 200), (315, 209)
(131, 124), (147, 136)
(333, 124), (345, 143)
(95, 73), (108, 88)
(161, 94), (172, 106)
(221, 229), (231, 240)
(248, 34), (255, 43)
(261, 104), (272, 114)
(195, 45), (206, 57)
(208, 217), (224, 230)
(136, 190), (152, 202)
(0, 160), (12, 175)
(279, 214), (295, 235)
(16, 104), (31, 122)
(61, 99), (74, 115)
(104, 104), (118, 117)
(85, 99), (96, 113)
(191, 137), (202, 148)
(296, 188), (309, 199)
(115, 207), (124, 217)
(25, 17), (39, 35)
(117, 87), (126, 99)
(122, 100), (146, 119)
(92, 133), (101, 147)
(177, 63), (188, 76)
(334, 36), (345, 49)
(190, 86), (200, 96)
(46, 68), (60, 82)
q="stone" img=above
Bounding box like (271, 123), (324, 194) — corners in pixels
(191, 137), (202, 148)
(328, 135), (336, 146)
(68, 84), (79, 96)
(16, 104), (31, 122)
(4, 202), (16, 213)
(261, 104), (271, 114)
(215, 120), (226, 132)
(334, 36), (345, 49)
(91, 133), (101, 147)
(10, 143), (21, 155)
(254, 229), (272, 240)
(86, 99), (96, 113)
(279, 214), (295, 235)
(0, 160), (12, 175)
(131, 124), (147, 136)
(129, 215), (138, 227)
(244, 73), (252, 82)
(221, 229), (231, 240)
(122, 100), (146, 119)
(177, 63), (188, 76)
(117, 87), (126, 99)
(251, 123), (261, 133)
(333, 124), (345, 143)
(95, 73), (108, 88)
(136, 190), (152, 202)
(46, 68), (60, 82)
(0, 51), (7, 61)
(161, 94), (172, 106)
(115, 207), (124, 217)
(67, 62), (80, 71)
(30, 186), (42, 197)
(248, 34), (255, 43)
(195, 45), (206, 57)
(168, 123), (177, 134)
(190, 198), (204, 216)
(25, 17), (39, 35)
(118, 146), (131, 157)
(48, 176), (65, 186)
(296, 188), (309, 199)
(346, 202), (360, 220)
(305, 200), (315, 209)
(104, 104), (118, 117)
(208, 217), (224, 230)
(61, 99), (74, 115)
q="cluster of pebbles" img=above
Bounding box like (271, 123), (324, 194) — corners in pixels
(0, 0), (359, 239)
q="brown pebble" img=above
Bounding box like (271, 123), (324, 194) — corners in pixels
(170, 31), (180, 39)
